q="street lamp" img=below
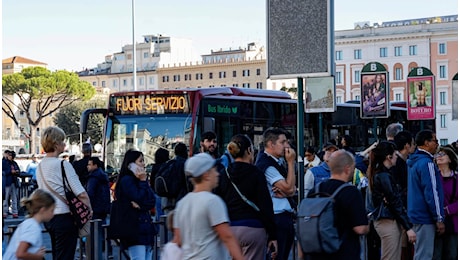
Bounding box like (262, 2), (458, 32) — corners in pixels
(132, 0), (137, 91)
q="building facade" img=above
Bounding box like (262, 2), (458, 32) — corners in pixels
(334, 15), (458, 144)
(78, 15), (458, 144)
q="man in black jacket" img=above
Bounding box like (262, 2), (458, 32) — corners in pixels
(72, 143), (92, 187)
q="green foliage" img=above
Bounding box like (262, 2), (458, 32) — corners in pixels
(54, 100), (106, 145)
(2, 66), (96, 153)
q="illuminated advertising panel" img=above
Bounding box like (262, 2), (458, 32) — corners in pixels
(109, 93), (190, 115)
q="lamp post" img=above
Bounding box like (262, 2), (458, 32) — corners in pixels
(132, 0), (137, 91)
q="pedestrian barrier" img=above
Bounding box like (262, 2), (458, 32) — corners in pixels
(3, 216), (169, 260)
(4, 215), (305, 259)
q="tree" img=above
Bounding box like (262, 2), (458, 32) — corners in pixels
(280, 86), (298, 98)
(2, 67), (96, 153)
(54, 100), (106, 145)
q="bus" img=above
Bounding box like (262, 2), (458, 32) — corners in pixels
(80, 87), (434, 174)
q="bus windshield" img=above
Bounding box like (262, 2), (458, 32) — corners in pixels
(105, 113), (192, 174)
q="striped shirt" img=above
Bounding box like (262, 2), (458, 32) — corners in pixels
(36, 156), (86, 215)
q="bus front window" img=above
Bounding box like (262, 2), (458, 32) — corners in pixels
(105, 114), (192, 174)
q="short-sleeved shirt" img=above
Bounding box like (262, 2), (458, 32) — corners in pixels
(3, 218), (43, 259)
(36, 157), (86, 215)
(308, 179), (368, 260)
(174, 191), (230, 259)
(26, 161), (38, 180)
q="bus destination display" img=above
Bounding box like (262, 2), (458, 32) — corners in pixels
(110, 94), (190, 115)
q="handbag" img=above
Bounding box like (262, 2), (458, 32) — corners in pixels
(60, 161), (92, 236)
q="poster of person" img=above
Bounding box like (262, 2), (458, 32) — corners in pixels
(305, 76), (334, 113)
(360, 72), (389, 118)
(407, 76), (435, 120)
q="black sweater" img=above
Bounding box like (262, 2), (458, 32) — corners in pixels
(215, 161), (277, 241)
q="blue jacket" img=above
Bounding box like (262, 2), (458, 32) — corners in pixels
(117, 174), (156, 246)
(86, 168), (110, 215)
(3, 159), (19, 187)
(310, 162), (331, 187)
(407, 149), (444, 224)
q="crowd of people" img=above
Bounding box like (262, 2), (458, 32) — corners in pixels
(2, 123), (458, 260)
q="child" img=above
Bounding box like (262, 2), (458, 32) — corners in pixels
(3, 189), (56, 260)
(160, 210), (183, 260)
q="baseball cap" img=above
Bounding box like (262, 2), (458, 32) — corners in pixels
(184, 153), (216, 177)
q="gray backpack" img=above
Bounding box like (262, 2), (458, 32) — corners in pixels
(296, 182), (351, 254)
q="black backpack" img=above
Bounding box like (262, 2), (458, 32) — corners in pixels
(154, 159), (186, 198)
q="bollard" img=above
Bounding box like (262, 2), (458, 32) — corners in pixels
(159, 214), (169, 246)
(86, 219), (103, 260)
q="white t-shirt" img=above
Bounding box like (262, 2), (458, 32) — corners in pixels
(160, 242), (183, 260)
(36, 157), (85, 215)
(3, 218), (43, 259)
(174, 191), (230, 260)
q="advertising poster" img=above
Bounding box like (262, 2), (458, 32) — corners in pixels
(360, 72), (389, 118)
(407, 76), (435, 120)
(305, 76), (335, 113)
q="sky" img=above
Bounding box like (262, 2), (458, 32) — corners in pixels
(2, 0), (458, 72)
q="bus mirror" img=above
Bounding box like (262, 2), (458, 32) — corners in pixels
(203, 117), (215, 133)
(80, 108), (107, 134)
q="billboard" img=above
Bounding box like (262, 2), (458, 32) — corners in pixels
(267, 0), (332, 79)
(360, 72), (390, 118)
(407, 76), (435, 120)
(305, 76), (335, 113)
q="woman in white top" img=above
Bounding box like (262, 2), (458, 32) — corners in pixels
(36, 126), (92, 260)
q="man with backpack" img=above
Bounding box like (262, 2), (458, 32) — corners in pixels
(300, 150), (368, 259)
(154, 143), (190, 213)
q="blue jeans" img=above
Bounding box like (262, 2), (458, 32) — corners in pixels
(128, 245), (153, 260)
(413, 224), (435, 260)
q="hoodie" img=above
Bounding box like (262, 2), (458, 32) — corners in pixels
(86, 167), (110, 214)
(407, 149), (444, 224)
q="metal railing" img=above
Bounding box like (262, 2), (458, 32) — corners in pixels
(3, 217), (169, 260)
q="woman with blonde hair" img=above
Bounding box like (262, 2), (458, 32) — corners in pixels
(36, 126), (92, 259)
(434, 146), (458, 260)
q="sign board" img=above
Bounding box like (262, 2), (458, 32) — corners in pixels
(305, 76), (335, 113)
(360, 62), (390, 119)
(453, 73), (458, 120)
(109, 93), (190, 115)
(407, 67), (435, 120)
(267, 0), (332, 79)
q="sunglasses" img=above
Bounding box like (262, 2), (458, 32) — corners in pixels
(435, 152), (447, 158)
